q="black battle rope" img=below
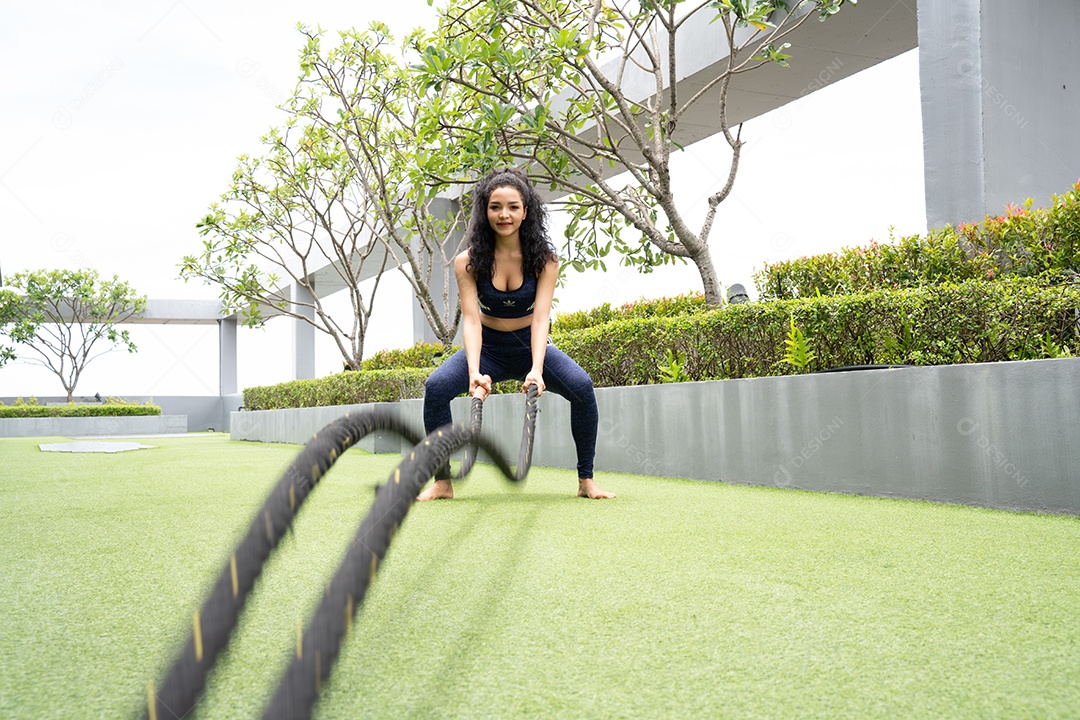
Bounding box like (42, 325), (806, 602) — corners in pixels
(452, 393), (484, 478)
(146, 385), (539, 720)
(264, 385), (538, 720)
(455, 383), (537, 478)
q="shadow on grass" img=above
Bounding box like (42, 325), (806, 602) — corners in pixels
(319, 493), (546, 715)
(379, 491), (560, 610)
(407, 503), (542, 719)
(445, 491), (576, 506)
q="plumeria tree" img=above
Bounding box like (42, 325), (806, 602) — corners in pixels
(183, 106), (389, 370)
(0, 289), (15, 369)
(183, 24), (473, 363)
(0, 269), (146, 401)
(291, 24), (470, 349)
(411, 0), (856, 307)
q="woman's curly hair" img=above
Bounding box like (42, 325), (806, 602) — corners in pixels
(465, 168), (557, 281)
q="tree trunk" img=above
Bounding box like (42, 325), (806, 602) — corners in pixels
(692, 245), (724, 309)
(413, 281), (460, 351)
(350, 337), (363, 371)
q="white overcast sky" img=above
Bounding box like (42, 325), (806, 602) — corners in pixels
(0, 1), (926, 399)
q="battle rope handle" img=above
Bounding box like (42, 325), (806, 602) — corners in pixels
(147, 386), (539, 720)
(455, 382), (538, 479)
(517, 383), (539, 477)
(452, 388), (485, 479)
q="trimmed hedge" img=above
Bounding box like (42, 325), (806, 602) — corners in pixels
(243, 368), (432, 410)
(754, 181), (1080, 300)
(245, 346), (529, 411)
(0, 403), (163, 419)
(360, 342), (460, 371)
(360, 342), (528, 393)
(552, 293), (707, 332)
(550, 279), (1080, 387)
(243, 278), (1078, 408)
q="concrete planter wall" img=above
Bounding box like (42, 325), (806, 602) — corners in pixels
(0, 414), (188, 438)
(230, 359), (1079, 515)
(229, 402), (419, 454)
(0, 394), (244, 433)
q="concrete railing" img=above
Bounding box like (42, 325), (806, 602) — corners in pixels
(0, 414), (188, 438)
(0, 394), (244, 433)
(230, 359), (1079, 515)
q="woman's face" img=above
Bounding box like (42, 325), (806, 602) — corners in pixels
(486, 186), (527, 240)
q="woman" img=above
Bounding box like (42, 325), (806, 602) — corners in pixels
(417, 168), (615, 500)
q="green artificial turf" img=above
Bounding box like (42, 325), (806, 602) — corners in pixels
(1, 433), (1078, 719)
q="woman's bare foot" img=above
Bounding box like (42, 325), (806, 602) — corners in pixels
(578, 478), (615, 499)
(417, 479), (454, 501)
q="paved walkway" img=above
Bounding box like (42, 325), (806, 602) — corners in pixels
(38, 432), (221, 452)
(39, 441), (157, 453)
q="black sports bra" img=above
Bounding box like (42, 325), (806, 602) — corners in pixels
(475, 272), (537, 319)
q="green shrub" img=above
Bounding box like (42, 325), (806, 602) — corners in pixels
(0, 403), (162, 418)
(243, 279), (1079, 408)
(490, 380), (521, 395)
(657, 349), (690, 383)
(781, 315), (816, 371)
(552, 293), (707, 332)
(244, 368), (433, 410)
(360, 338), (540, 395)
(360, 342), (460, 370)
(103, 397), (156, 408)
(754, 181), (1080, 300)
(247, 354), (552, 410)
(551, 278), (1080, 387)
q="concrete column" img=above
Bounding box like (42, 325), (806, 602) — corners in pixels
(291, 283), (316, 379)
(918, 0), (985, 228)
(413, 197), (463, 345)
(920, 0), (1080, 228)
(218, 315), (237, 395)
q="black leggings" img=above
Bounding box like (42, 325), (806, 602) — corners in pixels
(423, 326), (598, 479)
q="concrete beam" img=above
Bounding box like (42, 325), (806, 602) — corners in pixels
(5, 297), (232, 325)
(573, 0), (918, 177)
(132, 299), (230, 325)
(304, 242), (394, 297)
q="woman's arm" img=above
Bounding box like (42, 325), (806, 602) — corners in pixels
(455, 252), (492, 398)
(523, 257), (560, 395)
